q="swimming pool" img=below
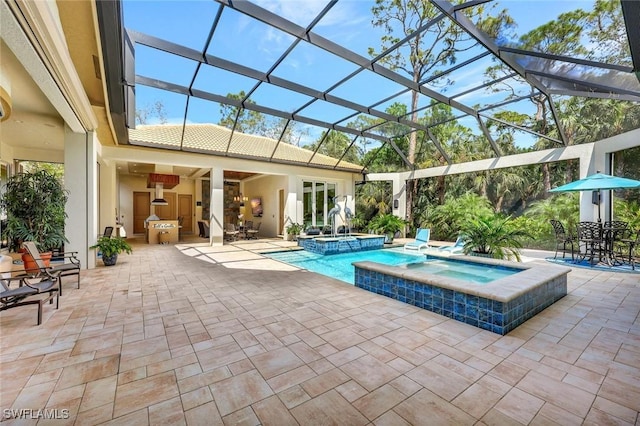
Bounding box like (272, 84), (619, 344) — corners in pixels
(265, 248), (424, 284)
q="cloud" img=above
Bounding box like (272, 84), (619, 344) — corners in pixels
(252, 0), (331, 27)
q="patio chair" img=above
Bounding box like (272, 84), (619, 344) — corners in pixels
(604, 220), (628, 230)
(1, 276), (59, 325)
(576, 222), (603, 264)
(246, 222), (261, 239)
(103, 226), (114, 238)
(404, 228), (430, 252)
(616, 228), (639, 270)
(224, 223), (239, 241)
(438, 234), (466, 254)
(550, 219), (574, 260)
(22, 241), (80, 296)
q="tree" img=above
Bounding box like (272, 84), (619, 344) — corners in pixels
(136, 100), (168, 125)
(378, 0), (506, 219)
(304, 131), (360, 164)
(219, 91), (268, 135)
(369, 0), (513, 164)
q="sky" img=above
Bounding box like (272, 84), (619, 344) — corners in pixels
(122, 0), (613, 152)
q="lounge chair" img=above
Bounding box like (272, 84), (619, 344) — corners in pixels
(404, 228), (430, 252)
(22, 241), (80, 296)
(305, 227), (320, 236)
(1, 276), (59, 325)
(438, 235), (466, 254)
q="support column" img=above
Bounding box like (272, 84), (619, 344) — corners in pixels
(64, 127), (97, 269)
(99, 159), (118, 234)
(392, 177), (407, 236)
(209, 167), (224, 246)
(284, 175), (299, 239)
(578, 144), (601, 222)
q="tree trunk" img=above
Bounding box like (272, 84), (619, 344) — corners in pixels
(542, 163), (551, 197)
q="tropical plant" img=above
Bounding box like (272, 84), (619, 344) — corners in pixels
(285, 223), (303, 239)
(0, 169), (68, 252)
(461, 214), (530, 261)
(368, 214), (407, 242)
(614, 198), (640, 230)
(519, 192), (580, 249)
(427, 193), (493, 241)
(90, 236), (132, 266)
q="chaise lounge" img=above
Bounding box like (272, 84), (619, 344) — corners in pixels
(0, 276), (59, 325)
(404, 228), (431, 252)
(22, 241), (80, 296)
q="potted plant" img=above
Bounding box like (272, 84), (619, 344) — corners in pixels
(368, 213), (407, 243)
(461, 214), (530, 261)
(285, 223), (303, 241)
(0, 169), (68, 269)
(90, 236), (132, 266)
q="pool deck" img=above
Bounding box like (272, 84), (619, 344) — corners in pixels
(1, 236), (638, 425)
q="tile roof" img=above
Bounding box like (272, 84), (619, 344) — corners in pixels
(128, 124), (363, 172)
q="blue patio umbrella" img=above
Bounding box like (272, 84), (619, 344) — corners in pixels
(549, 173), (640, 221)
(549, 173), (640, 192)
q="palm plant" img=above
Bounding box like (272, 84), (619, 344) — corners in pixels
(428, 193), (493, 241)
(461, 214), (530, 261)
(526, 193), (579, 238)
(368, 214), (407, 242)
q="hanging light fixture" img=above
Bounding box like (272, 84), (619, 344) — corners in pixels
(234, 193), (248, 205)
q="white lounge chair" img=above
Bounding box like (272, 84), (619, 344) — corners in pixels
(438, 235), (466, 254)
(404, 228), (430, 252)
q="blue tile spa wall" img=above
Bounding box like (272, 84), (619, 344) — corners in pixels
(354, 267), (567, 335)
(299, 236), (385, 255)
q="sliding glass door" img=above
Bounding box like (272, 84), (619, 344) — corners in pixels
(303, 181), (336, 229)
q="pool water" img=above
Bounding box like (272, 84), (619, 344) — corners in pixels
(266, 249), (424, 283)
(266, 249), (517, 284)
(399, 259), (517, 284)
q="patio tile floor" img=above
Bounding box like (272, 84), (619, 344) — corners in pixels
(1, 237), (639, 425)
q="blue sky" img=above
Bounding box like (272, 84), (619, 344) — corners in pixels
(123, 0), (602, 150)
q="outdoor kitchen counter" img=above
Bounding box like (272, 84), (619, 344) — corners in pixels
(146, 220), (179, 244)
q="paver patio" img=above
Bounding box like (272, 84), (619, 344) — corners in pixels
(1, 238), (638, 425)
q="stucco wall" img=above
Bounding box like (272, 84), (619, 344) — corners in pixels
(118, 174), (196, 235)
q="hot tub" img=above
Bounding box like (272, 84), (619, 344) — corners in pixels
(353, 253), (570, 335)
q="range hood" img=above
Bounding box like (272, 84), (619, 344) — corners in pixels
(147, 173), (179, 206)
(151, 183), (168, 205)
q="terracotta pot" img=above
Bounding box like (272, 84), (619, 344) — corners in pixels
(20, 250), (52, 274)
